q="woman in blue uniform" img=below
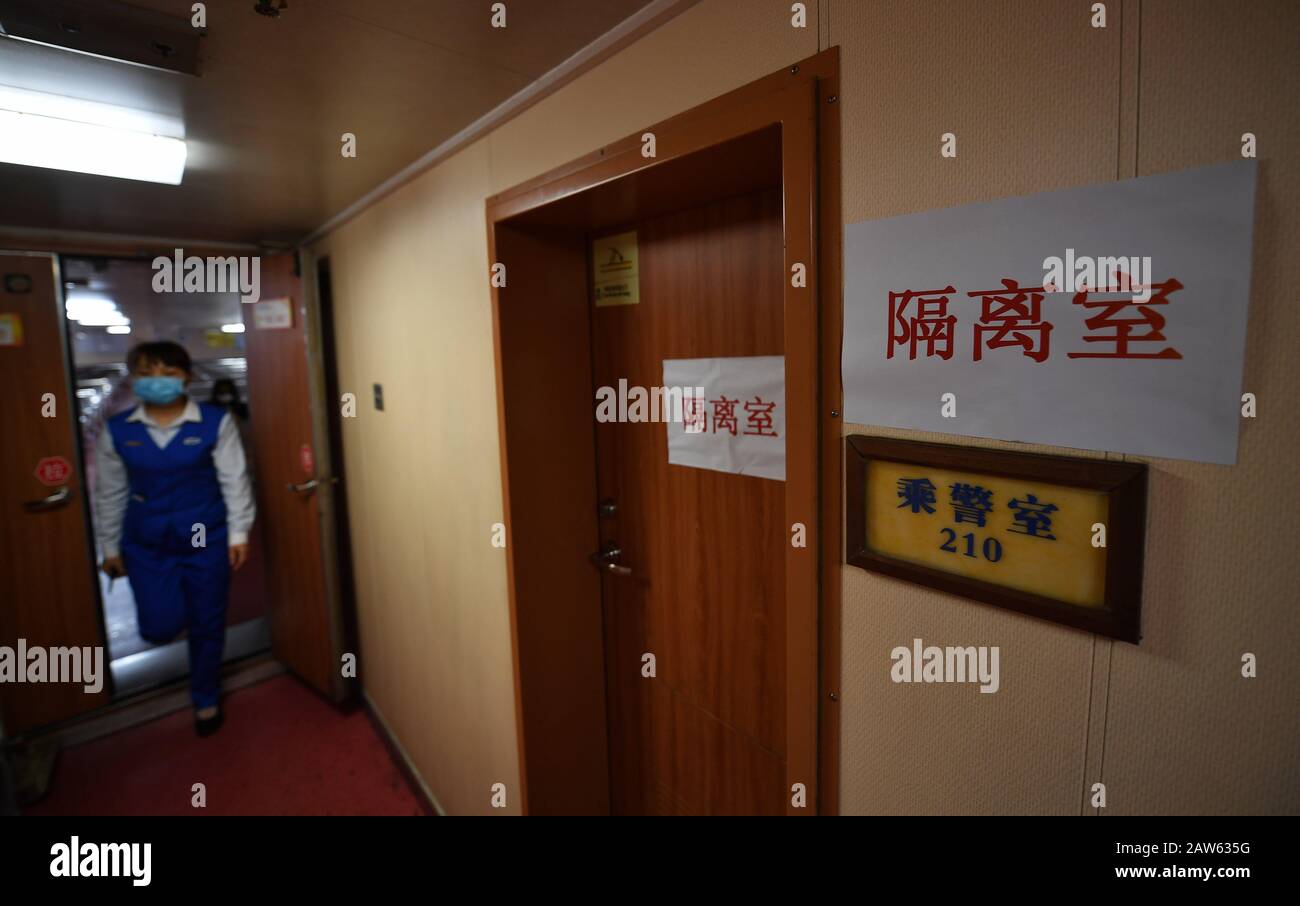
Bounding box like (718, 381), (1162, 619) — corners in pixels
(95, 341), (255, 736)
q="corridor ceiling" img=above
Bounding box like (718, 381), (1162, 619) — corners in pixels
(0, 0), (657, 244)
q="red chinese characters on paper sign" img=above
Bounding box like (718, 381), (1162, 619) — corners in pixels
(968, 278), (1053, 363)
(888, 286), (957, 361)
(886, 275), (1183, 363)
(683, 393), (780, 438)
(683, 394), (708, 434)
(1067, 276), (1184, 360)
(743, 397), (778, 436)
(712, 395), (739, 436)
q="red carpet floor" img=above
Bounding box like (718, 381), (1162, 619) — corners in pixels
(25, 675), (425, 816)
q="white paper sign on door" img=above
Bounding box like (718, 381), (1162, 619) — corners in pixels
(842, 161), (1257, 464)
(663, 356), (785, 481)
(252, 297), (293, 330)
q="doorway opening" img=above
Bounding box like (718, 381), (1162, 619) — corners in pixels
(487, 50), (841, 815)
(313, 255), (361, 699)
(61, 254), (271, 702)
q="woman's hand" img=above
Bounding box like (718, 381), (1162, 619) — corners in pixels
(101, 556), (126, 578)
(229, 543), (250, 571)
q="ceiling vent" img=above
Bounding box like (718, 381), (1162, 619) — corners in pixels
(0, 0), (201, 76)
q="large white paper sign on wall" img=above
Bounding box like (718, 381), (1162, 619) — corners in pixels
(663, 356), (785, 481)
(842, 161), (1257, 464)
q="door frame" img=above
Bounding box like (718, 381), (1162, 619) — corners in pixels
(0, 236), (352, 727)
(485, 48), (842, 815)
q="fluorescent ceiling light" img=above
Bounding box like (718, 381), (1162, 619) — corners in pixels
(66, 293), (130, 327)
(221, 323), (245, 333)
(74, 311), (130, 327)
(106, 325), (132, 334)
(0, 85), (186, 184)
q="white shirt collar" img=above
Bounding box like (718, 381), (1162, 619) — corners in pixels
(126, 397), (201, 428)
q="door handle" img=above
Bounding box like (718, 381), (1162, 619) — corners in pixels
(286, 476), (339, 494)
(24, 485), (74, 512)
(589, 542), (633, 577)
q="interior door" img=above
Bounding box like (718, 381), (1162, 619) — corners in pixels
(0, 252), (108, 734)
(241, 253), (343, 700)
(592, 190), (786, 815)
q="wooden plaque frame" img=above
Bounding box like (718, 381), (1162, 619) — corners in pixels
(846, 436), (1147, 643)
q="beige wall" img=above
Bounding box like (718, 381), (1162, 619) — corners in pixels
(314, 0), (1300, 815)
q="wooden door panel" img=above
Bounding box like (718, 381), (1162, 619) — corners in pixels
(0, 253), (107, 733)
(241, 254), (337, 699)
(649, 683), (785, 816)
(651, 470), (786, 750)
(594, 190), (785, 814)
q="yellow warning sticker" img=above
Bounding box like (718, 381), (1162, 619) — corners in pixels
(0, 312), (23, 347)
(205, 328), (237, 348)
(592, 231), (639, 307)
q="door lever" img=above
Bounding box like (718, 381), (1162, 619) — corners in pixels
(24, 486), (73, 512)
(286, 476), (339, 493)
(589, 542), (632, 577)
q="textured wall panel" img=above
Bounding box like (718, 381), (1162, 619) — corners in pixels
(1099, 0), (1300, 815)
(832, 0), (1122, 815)
(314, 143), (523, 815)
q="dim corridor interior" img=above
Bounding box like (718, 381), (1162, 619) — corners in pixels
(0, 0), (1297, 818)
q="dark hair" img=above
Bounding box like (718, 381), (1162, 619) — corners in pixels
(126, 341), (192, 375)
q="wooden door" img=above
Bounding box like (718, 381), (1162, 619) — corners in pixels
(593, 191), (786, 815)
(241, 254), (341, 699)
(0, 252), (108, 733)
(489, 55), (833, 814)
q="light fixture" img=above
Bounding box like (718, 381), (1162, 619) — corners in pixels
(220, 323), (245, 333)
(66, 292), (130, 327)
(0, 85), (186, 184)
(106, 325), (132, 334)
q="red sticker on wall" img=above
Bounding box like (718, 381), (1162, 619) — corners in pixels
(299, 443), (314, 476)
(35, 456), (72, 486)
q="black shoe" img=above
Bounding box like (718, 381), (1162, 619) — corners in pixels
(195, 707), (224, 737)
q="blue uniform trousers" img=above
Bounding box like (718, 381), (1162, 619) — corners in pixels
(122, 532), (230, 709)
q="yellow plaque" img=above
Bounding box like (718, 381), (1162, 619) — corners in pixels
(848, 437), (1147, 641)
(866, 459), (1109, 608)
(592, 230), (639, 307)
